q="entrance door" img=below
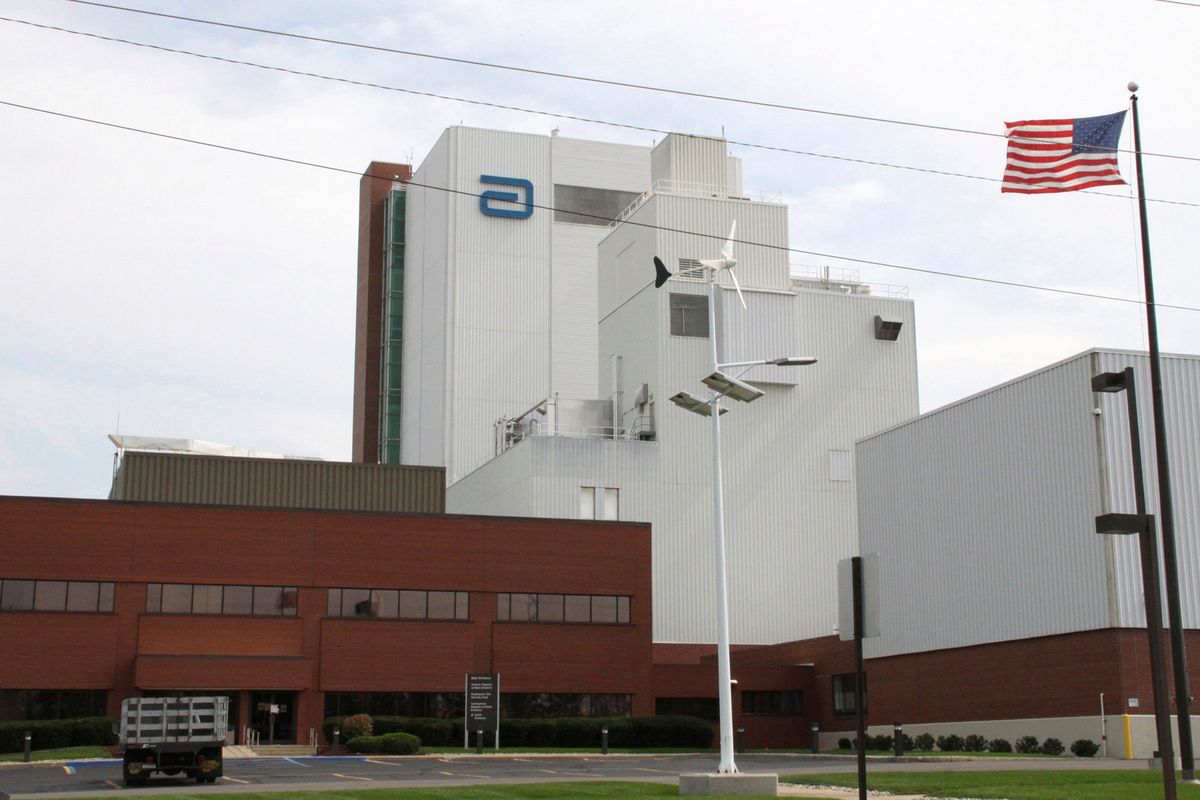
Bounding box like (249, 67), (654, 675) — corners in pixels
(249, 691), (297, 745)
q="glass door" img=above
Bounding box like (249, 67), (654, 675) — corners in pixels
(249, 691), (296, 745)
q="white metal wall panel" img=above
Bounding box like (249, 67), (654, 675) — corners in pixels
(1094, 350), (1200, 629)
(857, 353), (1113, 659)
(657, 194), (791, 292)
(551, 137), (649, 192)
(719, 288), (800, 384)
(650, 134), (728, 191)
(551, 224), (608, 399)
(401, 131), (452, 468)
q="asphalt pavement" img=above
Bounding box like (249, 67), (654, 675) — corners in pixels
(0, 752), (1148, 799)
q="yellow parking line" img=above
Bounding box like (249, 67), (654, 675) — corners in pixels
(333, 773), (373, 781)
(104, 780), (121, 789)
(221, 775), (250, 784)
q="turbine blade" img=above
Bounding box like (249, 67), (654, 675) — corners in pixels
(729, 267), (747, 309)
(698, 258), (723, 270)
(653, 256), (672, 288)
(721, 220), (737, 261)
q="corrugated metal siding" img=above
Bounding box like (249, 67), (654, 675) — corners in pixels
(454, 285), (920, 645)
(1094, 350), (1200, 628)
(551, 137), (649, 192)
(551, 224), (608, 399)
(651, 134), (728, 191)
(112, 452), (445, 513)
(657, 194), (791, 292)
(858, 353), (1113, 659)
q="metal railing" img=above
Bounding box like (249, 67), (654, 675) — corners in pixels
(610, 180), (783, 227)
(309, 728), (318, 754)
(241, 726), (260, 749)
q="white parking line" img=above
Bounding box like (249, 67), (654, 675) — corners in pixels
(103, 780), (121, 789)
(61, 766), (75, 775)
(221, 775), (250, 784)
(283, 757), (312, 767)
(332, 772), (373, 781)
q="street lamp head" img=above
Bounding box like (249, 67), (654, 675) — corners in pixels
(1091, 371), (1129, 393)
(1095, 512), (1152, 535)
(770, 356), (818, 366)
(669, 391), (727, 417)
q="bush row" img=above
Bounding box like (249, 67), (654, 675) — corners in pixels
(346, 732), (421, 755)
(837, 731), (1098, 758)
(325, 714), (713, 749)
(0, 718), (116, 754)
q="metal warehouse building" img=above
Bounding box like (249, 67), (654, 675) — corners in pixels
(853, 348), (1200, 755)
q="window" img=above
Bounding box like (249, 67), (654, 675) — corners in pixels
(497, 593), (630, 624)
(0, 690), (108, 721)
(670, 293), (709, 337)
(326, 587), (469, 621)
(501, 693), (631, 718)
(742, 690), (804, 715)
(145, 583), (297, 616)
(0, 579), (114, 613)
(656, 697), (718, 721)
(324, 691), (464, 720)
(579, 486), (619, 520)
(832, 673), (866, 717)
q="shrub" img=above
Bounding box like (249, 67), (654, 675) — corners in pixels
(913, 733), (935, 751)
(988, 738), (1013, 753)
(381, 732), (421, 755)
(342, 714), (373, 740)
(838, 737), (852, 750)
(345, 735), (383, 754)
(1040, 737), (1064, 756)
(1015, 735), (1040, 754)
(963, 734), (987, 752)
(870, 734), (893, 751)
(1070, 738), (1100, 758)
(898, 733), (914, 752)
(936, 734), (964, 752)
(0, 718), (116, 753)
(374, 717), (454, 746)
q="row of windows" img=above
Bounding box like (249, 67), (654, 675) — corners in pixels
(146, 583), (298, 616)
(496, 592), (630, 624)
(656, 691), (805, 719)
(0, 579), (115, 613)
(0, 690), (108, 721)
(578, 486), (619, 520)
(326, 588), (469, 621)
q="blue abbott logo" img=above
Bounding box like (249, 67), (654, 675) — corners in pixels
(479, 175), (533, 219)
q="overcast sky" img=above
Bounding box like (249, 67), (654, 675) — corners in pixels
(1, 0), (1197, 499)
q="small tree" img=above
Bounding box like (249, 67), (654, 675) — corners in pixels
(1040, 737), (1065, 756)
(342, 714), (374, 740)
(963, 734), (987, 752)
(1015, 735), (1040, 754)
(1070, 738), (1100, 758)
(988, 738), (1013, 753)
(936, 734), (964, 752)
(913, 733), (935, 751)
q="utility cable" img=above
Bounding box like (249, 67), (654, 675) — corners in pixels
(4, 15), (1198, 209)
(55, 0), (1200, 164)
(2, 98), (1197, 315)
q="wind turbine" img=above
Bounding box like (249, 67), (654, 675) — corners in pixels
(653, 221), (746, 308)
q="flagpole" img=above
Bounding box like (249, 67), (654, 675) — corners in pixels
(1128, 81), (1195, 783)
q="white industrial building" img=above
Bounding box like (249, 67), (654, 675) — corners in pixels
(852, 348), (1200, 754)
(392, 126), (919, 644)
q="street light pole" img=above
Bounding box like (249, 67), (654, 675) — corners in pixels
(1094, 368), (1176, 800)
(706, 268), (738, 774)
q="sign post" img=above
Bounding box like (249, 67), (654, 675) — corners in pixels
(465, 673), (500, 750)
(839, 553), (881, 800)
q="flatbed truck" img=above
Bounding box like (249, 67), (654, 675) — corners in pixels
(119, 696), (228, 785)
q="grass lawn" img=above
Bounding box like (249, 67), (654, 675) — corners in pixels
(0, 746), (113, 763)
(789, 769), (1200, 799)
(105, 782), (824, 800)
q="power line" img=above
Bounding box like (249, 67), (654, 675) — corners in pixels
(2, 97), (1196, 315)
(57, 0), (1200, 164)
(5, 15), (1198, 209)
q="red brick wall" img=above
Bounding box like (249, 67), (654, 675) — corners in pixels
(0, 496), (653, 741)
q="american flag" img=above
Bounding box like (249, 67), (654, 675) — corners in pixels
(1002, 111), (1127, 194)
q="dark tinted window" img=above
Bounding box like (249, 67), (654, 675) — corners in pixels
(224, 585), (253, 615)
(33, 581), (67, 611)
(66, 582), (100, 612)
(553, 184), (642, 226)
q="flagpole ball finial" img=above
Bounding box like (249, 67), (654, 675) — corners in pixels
(1128, 81), (1139, 93)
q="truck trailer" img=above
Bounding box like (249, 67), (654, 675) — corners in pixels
(119, 696), (228, 785)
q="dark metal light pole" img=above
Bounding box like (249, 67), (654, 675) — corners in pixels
(1093, 368), (1175, 800)
(1128, 84), (1194, 781)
